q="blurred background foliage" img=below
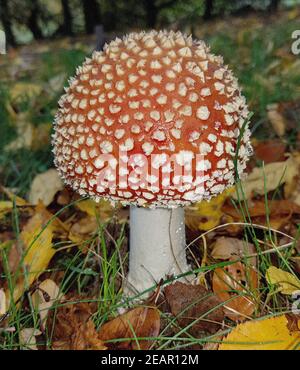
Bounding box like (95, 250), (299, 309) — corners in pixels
(0, 0), (300, 45)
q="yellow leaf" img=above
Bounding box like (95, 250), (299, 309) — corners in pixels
(76, 199), (97, 217)
(0, 201), (14, 220)
(12, 204), (57, 302)
(76, 199), (114, 221)
(0, 192), (28, 219)
(219, 315), (300, 350)
(186, 188), (234, 231)
(266, 266), (300, 295)
(1, 187), (28, 206)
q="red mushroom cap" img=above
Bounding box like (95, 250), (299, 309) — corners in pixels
(52, 30), (252, 208)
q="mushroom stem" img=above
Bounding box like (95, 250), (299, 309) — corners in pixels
(124, 206), (193, 296)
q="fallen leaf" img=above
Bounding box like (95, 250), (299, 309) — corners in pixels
(266, 266), (300, 295)
(68, 199), (119, 244)
(267, 103), (286, 137)
(0, 187), (28, 206)
(19, 328), (42, 350)
(0, 201), (15, 220)
(254, 140), (286, 164)
(186, 188), (234, 231)
(0, 189), (28, 221)
(11, 203), (61, 303)
(28, 169), (63, 206)
(68, 215), (98, 244)
(233, 156), (299, 200)
(284, 152), (300, 206)
(5, 242), (21, 274)
(164, 282), (224, 335)
(98, 306), (160, 349)
(211, 237), (256, 265)
(0, 289), (6, 315)
(76, 199), (115, 220)
(56, 188), (71, 206)
(48, 298), (106, 350)
(75, 199), (98, 217)
(219, 315), (300, 350)
(202, 330), (223, 350)
(222, 200), (300, 220)
(31, 279), (65, 330)
(286, 313), (300, 333)
(213, 261), (258, 322)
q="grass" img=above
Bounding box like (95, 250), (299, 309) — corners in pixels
(1, 197), (299, 349)
(1, 10), (300, 349)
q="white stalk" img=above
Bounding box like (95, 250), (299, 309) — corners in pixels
(124, 206), (193, 297)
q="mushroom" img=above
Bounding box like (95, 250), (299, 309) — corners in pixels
(52, 30), (252, 296)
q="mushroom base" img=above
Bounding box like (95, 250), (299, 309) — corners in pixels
(124, 206), (194, 297)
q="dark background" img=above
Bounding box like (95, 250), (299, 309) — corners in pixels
(0, 0), (296, 47)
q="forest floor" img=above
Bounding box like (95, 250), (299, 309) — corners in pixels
(0, 8), (300, 350)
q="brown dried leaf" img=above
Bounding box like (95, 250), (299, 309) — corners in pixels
(68, 215), (98, 244)
(7, 242), (21, 274)
(211, 237), (256, 266)
(165, 282), (224, 335)
(286, 313), (300, 333)
(52, 320), (106, 350)
(48, 298), (106, 350)
(223, 199), (300, 223)
(98, 306), (160, 350)
(223, 200), (300, 230)
(56, 188), (71, 206)
(202, 330), (223, 350)
(212, 261), (258, 322)
(254, 140), (286, 164)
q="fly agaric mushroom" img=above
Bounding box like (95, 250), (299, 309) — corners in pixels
(52, 30), (252, 296)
